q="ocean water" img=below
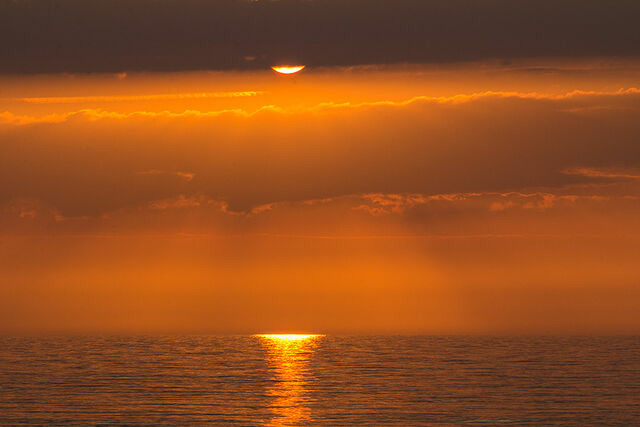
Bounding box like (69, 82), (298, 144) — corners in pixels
(0, 335), (638, 425)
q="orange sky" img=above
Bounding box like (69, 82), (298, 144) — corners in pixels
(1, 60), (639, 334)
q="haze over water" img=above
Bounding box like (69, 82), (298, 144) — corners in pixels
(1, 335), (638, 425)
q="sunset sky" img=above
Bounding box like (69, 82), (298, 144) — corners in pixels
(1, 0), (639, 334)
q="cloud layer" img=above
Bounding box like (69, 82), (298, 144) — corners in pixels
(2, 66), (640, 333)
(2, 89), (640, 217)
(2, 0), (640, 73)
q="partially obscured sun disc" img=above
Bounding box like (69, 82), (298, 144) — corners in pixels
(272, 65), (305, 74)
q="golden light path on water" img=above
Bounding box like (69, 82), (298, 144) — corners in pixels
(255, 334), (324, 425)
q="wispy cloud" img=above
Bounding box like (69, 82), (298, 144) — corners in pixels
(3, 88), (639, 126)
(136, 170), (196, 182)
(564, 167), (640, 180)
(14, 91), (263, 104)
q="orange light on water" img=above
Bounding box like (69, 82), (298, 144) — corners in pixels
(256, 333), (323, 425)
(271, 65), (305, 75)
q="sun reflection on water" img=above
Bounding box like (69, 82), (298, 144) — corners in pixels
(255, 334), (323, 426)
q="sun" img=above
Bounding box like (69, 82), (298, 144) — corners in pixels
(271, 65), (305, 75)
(255, 334), (322, 341)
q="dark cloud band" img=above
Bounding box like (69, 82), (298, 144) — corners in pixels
(1, 0), (640, 74)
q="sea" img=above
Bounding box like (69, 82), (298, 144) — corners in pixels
(0, 335), (638, 425)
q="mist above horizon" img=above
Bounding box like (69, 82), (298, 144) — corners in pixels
(1, 59), (639, 334)
(2, 0), (640, 335)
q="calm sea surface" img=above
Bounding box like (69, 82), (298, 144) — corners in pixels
(0, 336), (638, 425)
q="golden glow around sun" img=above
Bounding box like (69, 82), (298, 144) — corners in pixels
(271, 65), (306, 75)
(255, 334), (322, 341)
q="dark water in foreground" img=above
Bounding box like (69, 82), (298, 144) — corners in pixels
(0, 336), (638, 425)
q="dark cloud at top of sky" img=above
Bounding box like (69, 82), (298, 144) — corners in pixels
(1, 0), (640, 74)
